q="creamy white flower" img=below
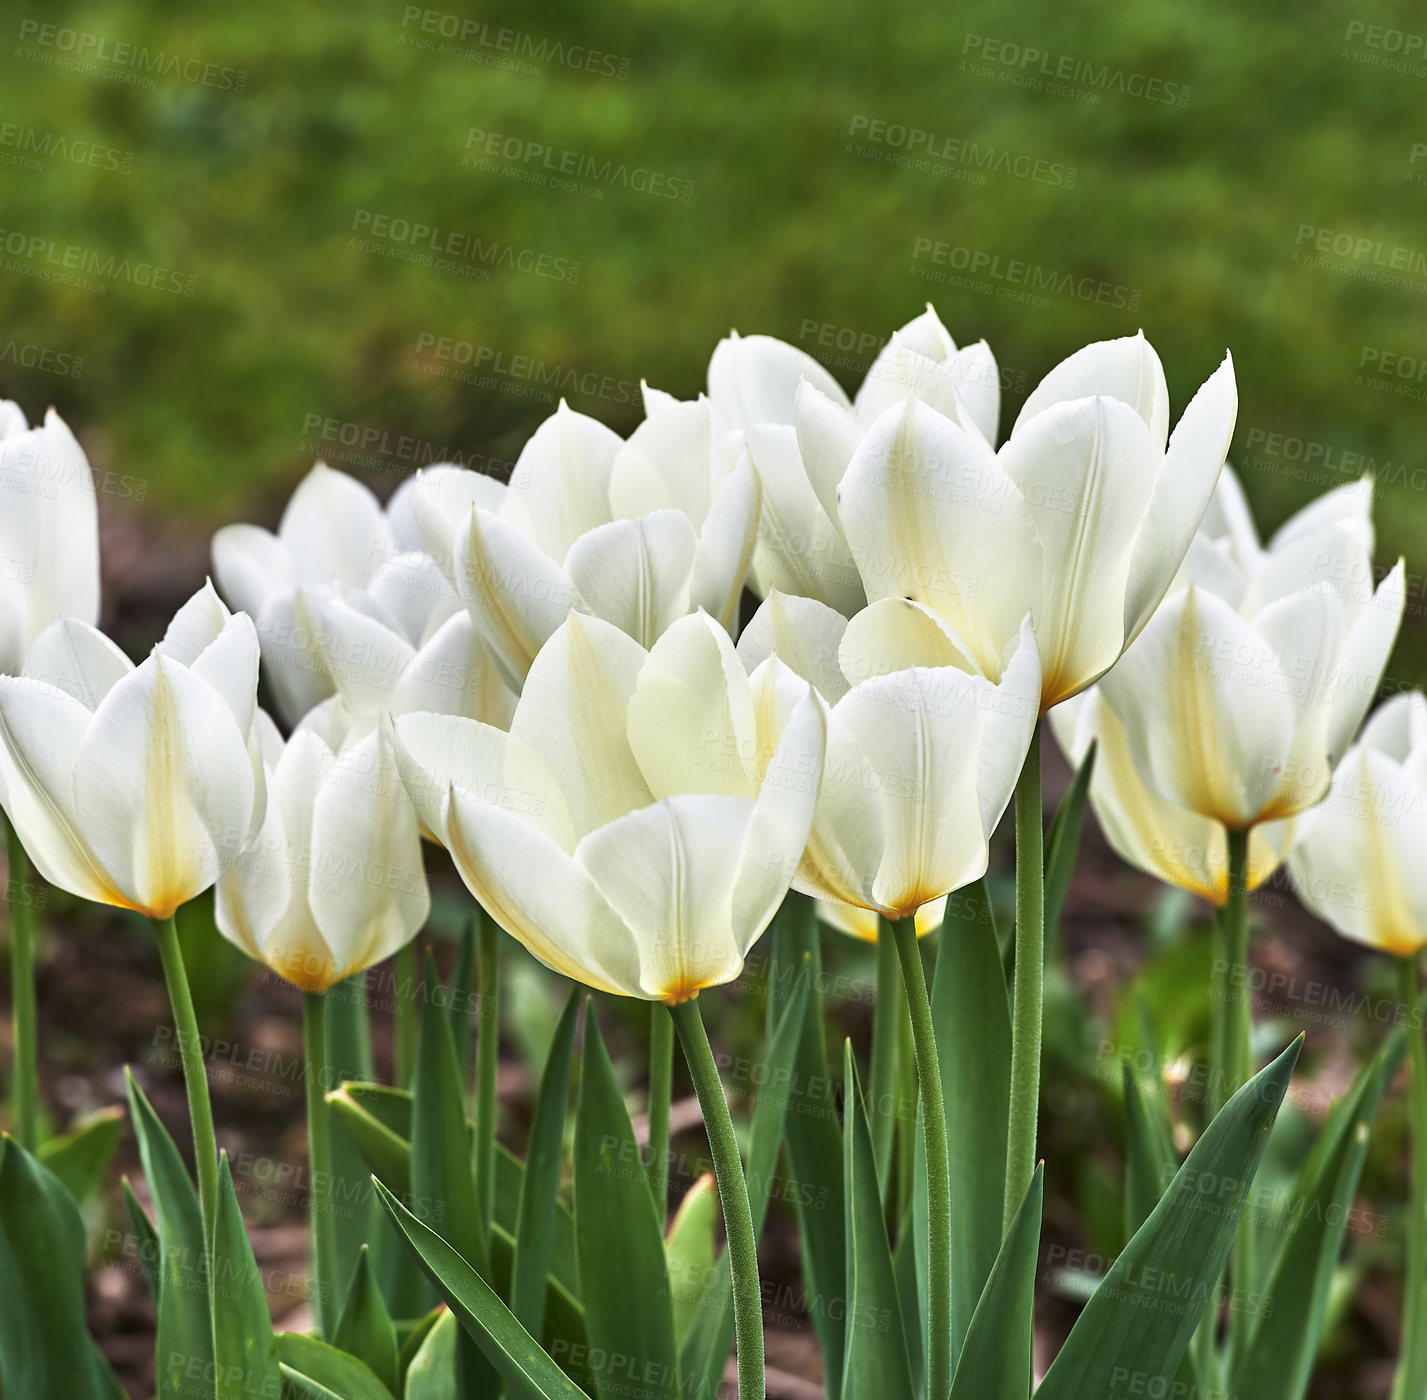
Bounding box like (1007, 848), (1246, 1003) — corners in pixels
(736, 590), (1041, 925)
(0, 402), (100, 673)
(216, 700), (428, 991)
(0, 584), (262, 918)
(394, 611), (825, 1001)
(1288, 692), (1427, 956)
(797, 332), (1236, 713)
(412, 395), (761, 691)
(212, 463), (452, 725)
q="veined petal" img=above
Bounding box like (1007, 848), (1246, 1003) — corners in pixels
(838, 597), (979, 688)
(609, 395), (714, 524)
(509, 612), (652, 834)
(71, 654), (257, 916)
(838, 396), (1036, 679)
(1326, 559), (1405, 767)
(411, 465), (508, 582)
(853, 339), (982, 439)
(212, 524), (295, 624)
(278, 463), (395, 588)
(972, 618), (1042, 838)
(390, 611), (517, 727)
(950, 340), (1002, 447)
(1270, 475), (1373, 555)
(795, 380), (863, 544)
(708, 331), (849, 429)
(252, 587), (336, 727)
(1198, 464), (1263, 568)
(503, 401), (622, 558)
(368, 549), (459, 648)
(21, 618), (132, 710)
(318, 597), (417, 720)
(1014, 332), (1169, 449)
(689, 456), (761, 632)
(453, 505), (581, 689)
(1122, 354), (1237, 644)
(736, 590), (850, 703)
(563, 511), (697, 649)
(576, 794), (752, 1001)
(166, 597), (261, 740)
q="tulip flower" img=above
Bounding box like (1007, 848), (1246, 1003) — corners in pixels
(395, 607), (824, 1400)
(411, 394), (761, 691)
(213, 462), (450, 725)
(708, 306), (999, 616)
(1286, 691), (1427, 1398)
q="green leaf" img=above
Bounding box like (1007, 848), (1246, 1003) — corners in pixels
(334, 1246), (400, 1396)
(328, 1084), (412, 1197)
(125, 1068), (215, 1400)
(1122, 1060), (1177, 1240)
(122, 1176), (162, 1303)
(1043, 739), (1095, 955)
(1231, 1033), (1401, 1400)
(0, 1135), (122, 1400)
(373, 1178), (591, 1400)
(665, 1173), (718, 1346)
(777, 896), (847, 1394)
(37, 1106), (123, 1205)
(948, 1164), (1042, 1400)
(841, 1041), (915, 1400)
(448, 919), (478, 1073)
(275, 1333), (395, 1400)
(575, 1006), (680, 1400)
(512, 986), (580, 1339)
(870, 919), (904, 1199)
(929, 879), (1011, 1360)
(325, 974), (379, 1293)
(212, 1152), (281, 1400)
(1036, 1036), (1303, 1399)
(403, 1309), (458, 1399)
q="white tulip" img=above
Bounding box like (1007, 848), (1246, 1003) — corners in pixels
(411, 396), (761, 693)
(1288, 692), (1427, 956)
(212, 463), (454, 725)
(735, 590), (1041, 925)
(216, 700), (429, 991)
(393, 610), (825, 1001)
(794, 332), (1236, 713)
(0, 402), (100, 674)
(0, 584), (262, 918)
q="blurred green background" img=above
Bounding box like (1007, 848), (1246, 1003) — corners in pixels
(2, 0), (1425, 670)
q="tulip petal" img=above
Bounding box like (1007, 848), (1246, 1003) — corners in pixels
(212, 524), (296, 623)
(689, 456), (761, 631)
(252, 586), (336, 726)
(563, 511), (697, 648)
(817, 894), (949, 942)
(708, 331), (849, 429)
(21, 618), (132, 710)
(278, 464), (395, 588)
(1359, 688), (1427, 763)
(1198, 464), (1263, 567)
(736, 590), (850, 704)
(609, 396), (715, 524)
(390, 611), (517, 727)
(853, 340), (983, 440)
(1270, 475), (1373, 555)
(839, 396), (1036, 680)
(368, 550), (460, 648)
(1326, 558), (1405, 766)
(503, 401), (622, 558)
(175, 606), (261, 741)
(1014, 332), (1169, 449)
(411, 465), (508, 581)
(972, 618), (1042, 838)
(838, 597), (979, 688)
(317, 598), (417, 721)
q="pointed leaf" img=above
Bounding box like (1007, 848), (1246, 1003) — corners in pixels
(213, 1153), (281, 1400)
(334, 1246), (400, 1395)
(37, 1107), (123, 1205)
(325, 974), (378, 1292)
(327, 1085), (412, 1197)
(1123, 1060), (1177, 1240)
(275, 1333), (394, 1400)
(1043, 740), (1095, 954)
(666, 1173), (719, 1346)
(404, 1309), (458, 1399)
(122, 1176), (162, 1303)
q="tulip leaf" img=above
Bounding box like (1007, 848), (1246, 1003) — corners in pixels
(777, 896), (847, 1394)
(891, 1207), (924, 1390)
(840, 1041), (916, 1400)
(1122, 1060), (1178, 1240)
(511, 985), (579, 1339)
(0, 1135), (125, 1400)
(122, 1176), (162, 1302)
(1036, 1036), (1303, 1399)
(328, 1085), (413, 1196)
(324, 975), (380, 1293)
(275, 1332), (395, 1400)
(1043, 739), (1096, 956)
(344, 1082), (413, 1138)
(36, 1106), (124, 1205)
(448, 918), (478, 1072)
(1231, 1032), (1400, 1400)
(929, 879), (1011, 1361)
(666, 1173), (719, 1346)
(213, 1152), (281, 1400)
(403, 1308), (458, 1399)
(948, 1164), (1042, 1400)
(125, 1068), (215, 1400)
(680, 970), (810, 1400)
(575, 1006), (681, 1400)
(334, 1246), (400, 1396)
(373, 1177), (592, 1400)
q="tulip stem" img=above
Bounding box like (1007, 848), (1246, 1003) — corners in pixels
(891, 914), (951, 1400)
(150, 915), (219, 1249)
(1222, 828), (1253, 1101)
(6, 822), (39, 1151)
(394, 941), (418, 1087)
(474, 914), (500, 1242)
(648, 1003), (672, 1225)
(303, 990), (337, 1339)
(1397, 956), (1427, 1399)
(671, 997), (764, 1400)
(1006, 722), (1044, 1230)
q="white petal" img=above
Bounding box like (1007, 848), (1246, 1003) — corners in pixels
(390, 611), (517, 727)
(816, 895), (949, 942)
(183, 608), (261, 741)
(318, 597), (417, 720)
(21, 618), (132, 710)
(1122, 354), (1237, 643)
(708, 332), (849, 429)
(212, 524), (295, 622)
(563, 512), (697, 649)
(277, 464), (395, 588)
(972, 619), (1042, 839)
(252, 587), (336, 727)
(853, 339), (982, 438)
(71, 654), (257, 916)
(736, 591), (850, 703)
(838, 598), (979, 688)
(509, 612), (652, 834)
(503, 401), (622, 558)
(1198, 464), (1263, 567)
(795, 380), (864, 542)
(1270, 476), (1373, 555)
(368, 550), (459, 648)
(411, 465), (508, 581)
(1014, 332), (1169, 449)
(609, 396), (714, 525)
(689, 457), (761, 632)
(1326, 559), (1405, 766)
(1359, 689), (1427, 762)
(950, 341), (1003, 447)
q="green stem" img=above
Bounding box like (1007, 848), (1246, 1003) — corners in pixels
(891, 915), (951, 1400)
(474, 914), (500, 1243)
(1397, 956), (1427, 1399)
(648, 1004), (673, 1225)
(1221, 828), (1253, 1102)
(394, 941), (418, 1088)
(303, 990), (336, 1339)
(151, 915), (219, 1250)
(6, 823), (38, 1151)
(671, 998), (764, 1400)
(1005, 723), (1044, 1229)
(870, 918), (903, 1210)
